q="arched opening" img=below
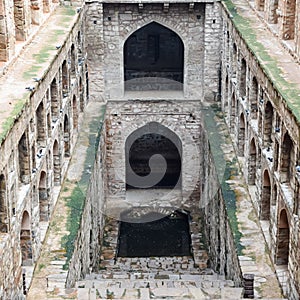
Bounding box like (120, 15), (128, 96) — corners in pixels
(126, 122), (182, 190)
(230, 92), (236, 130)
(248, 138), (257, 185)
(118, 210), (191, 257)
(64, 115), (70, 157)
(70, 44), (76, 78)
(72, 95), (78, 129)
(36, 102), (46, 146)
(47, 112), (51, 137)
(20, 211), (33, 265)
(264, 101), (274, 145)
(261, 170), (271, 220)
(223, 75), (229, 113)
(124, 22), (184, 91)
(31, 143), (36, 171)
(232, 43), (237, 78)
(280, 132), (293, 183)
(238, 113), (246, 156)
(0, 174), (8, 233)
(50, 78), (59, 121)
(274, 140), (279, 171)
(272, 183), (277, 206)
(79, 77), (84, 112)
(250, 77), (258, 119)
(39, 171), (49, 221)
(13, 0), (26, 41)
(18, 132), (30, 184)
(240, 58), (247, 98)
(53, 140), (61, 185)
(276, 209), (290, 265)
(62, 60), (69, 97)
(85, 69), (89, 102)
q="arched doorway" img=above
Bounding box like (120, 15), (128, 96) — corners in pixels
(280, 132), (293, 183)
(64, 115), (70, 157)
(20, 211), (33, 266)
(125, 122), (182, 190)
(264, 101), (274, 144)
(276, 209), (290, 265)
(72, 95), (78, 129)
(261, 170), (271, 220)
(238, 113), (245, 156)
(124, 22), (184, 91)
(248, 138), (257, 185)
(39, 171), (49, 221)
(53, 140), (61, 185)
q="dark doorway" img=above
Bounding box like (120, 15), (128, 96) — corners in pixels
(124, 22), (184, 91)
(117, 210), (191, 257)
(126, 123), (182, 190)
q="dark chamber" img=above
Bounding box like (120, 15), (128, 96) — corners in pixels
(117, 211), (191, 257)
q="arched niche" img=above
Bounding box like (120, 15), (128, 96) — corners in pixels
(125, 122), (182, 190)
(124, 22), (184, 91)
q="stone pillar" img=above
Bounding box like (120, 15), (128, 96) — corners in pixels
(85, 2), (105, 101)
(278, 0), (296, 40)
(203, 2), (222, 102)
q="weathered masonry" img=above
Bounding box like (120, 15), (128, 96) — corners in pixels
(0, 0), (299, 299)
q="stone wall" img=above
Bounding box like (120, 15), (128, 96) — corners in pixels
(85, 1), (222, 101)
(101, 99), (242, 284)
(0, 0), (59, 62)
(0, 8), (87, 299)
(66, 117), (107, 288)
(221, 4), (300, 299)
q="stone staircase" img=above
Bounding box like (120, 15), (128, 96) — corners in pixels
(74, 264), (244, 299)
(45, 209), (244, 299)
(68, 211), (244, 299)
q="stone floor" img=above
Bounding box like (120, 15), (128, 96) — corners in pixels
(0, 6), (78, 139)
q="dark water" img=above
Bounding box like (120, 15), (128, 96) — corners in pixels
(117, 211), (191, 257)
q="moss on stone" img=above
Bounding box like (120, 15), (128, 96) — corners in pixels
(222, 0), (300, 122)
(61, 107), (105, 269)
(0, 98), (27, 144)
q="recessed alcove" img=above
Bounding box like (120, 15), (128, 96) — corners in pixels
(117, 210), (191, 257)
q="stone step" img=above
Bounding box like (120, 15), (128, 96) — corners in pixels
(77, 278), (234, 290)
(70, 286), (244, 299)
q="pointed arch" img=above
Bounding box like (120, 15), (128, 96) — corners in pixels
(240, 58), (247, 98)
(124, 21), (184, 91)
(64, 115), (70, 157)
(51, 77), (59, 120)
(18, 132), (30, 184)
(238, 113), (246, 156)
(250, 77), (258, 119)
(20, 211), (33, 265)
(248, 138), (257, 185)
(125, 122), (182, 189)
(264, 101), (274, 144)
(39, 171), (49, 221)
(53, 140), (61, 185)
(261, 170), (271, 220)
(72, 95), (78, 129)
(280, 132), (294, 183)
(276, 209), (290, 265)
